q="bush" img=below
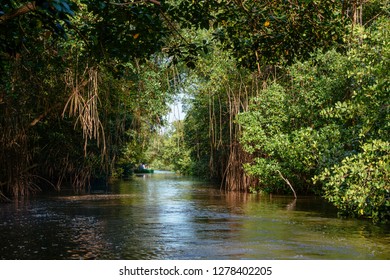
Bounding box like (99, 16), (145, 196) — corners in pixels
(316, 140), (389, 223)
(238, 17), (390, 222)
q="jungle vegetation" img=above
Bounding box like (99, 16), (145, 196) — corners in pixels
(1, 0), (388, 222)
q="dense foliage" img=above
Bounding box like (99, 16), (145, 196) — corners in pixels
(238, 18), (389, 222)
(147, 120), (192, 174)
(178, 1), (389, 222)
(0, 0), (175, 198)
(182, 42), (259, 189)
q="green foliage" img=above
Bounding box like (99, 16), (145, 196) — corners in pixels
(148, 121), (193, 174)
(183, 94), (213, 178)
(316, 17), (390, 222)
(238, 17), (390, 222)
(362, 0), (390, 26)
(0, 0), (176, 196)
(211, 0), (347, 68)
(237, 50), (349, 193)
(182, 38), (257, 183)
(165, 0), (349, 69)
(316, 140), (389, 223)
(108, 57), (176, 177)
(1, 0), (388, 225)
(0, 1), (76, 31)
(79, 0), (168, 64)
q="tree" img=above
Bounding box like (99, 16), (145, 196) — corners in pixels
(0, 0), (178, 198)
(179, 0), (350, 191)
(315, 17), (389, 222)
(181, 33), (260, 190)
(147, 120), (192, 174)
(238, 17), (389, 222)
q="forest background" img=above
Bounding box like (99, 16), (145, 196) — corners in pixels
(0, 0), (389, 223)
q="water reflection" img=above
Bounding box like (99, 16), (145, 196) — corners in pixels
(0, 172), (389, 259)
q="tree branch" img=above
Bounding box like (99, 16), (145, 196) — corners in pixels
(276, 169), (297, 199)
(29, 111), (49, 127)
(0, 2), (37, 24)
(0, 190), (12, 202)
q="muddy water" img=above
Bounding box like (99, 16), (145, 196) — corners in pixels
(0, 171), (389, 259)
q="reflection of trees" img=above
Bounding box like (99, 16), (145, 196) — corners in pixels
(91, 177), (199, 259)
(223, 191), (297, 213)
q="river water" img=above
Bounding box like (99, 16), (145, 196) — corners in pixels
(0, 171), (389, 260)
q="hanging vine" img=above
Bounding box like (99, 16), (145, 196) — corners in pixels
(63, 66), (106, 157)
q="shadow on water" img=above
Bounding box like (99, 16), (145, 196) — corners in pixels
(0, 171), (389, 259)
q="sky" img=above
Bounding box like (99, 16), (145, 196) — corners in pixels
(167, 94), (185, 123)
(167, 102), (184, 123)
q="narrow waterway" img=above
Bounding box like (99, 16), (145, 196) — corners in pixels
(0, 171), (389, 259)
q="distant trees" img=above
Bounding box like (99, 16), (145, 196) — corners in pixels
(146, 120), (192, 174)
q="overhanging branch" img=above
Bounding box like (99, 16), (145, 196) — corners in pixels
(0, 2), (37, 24)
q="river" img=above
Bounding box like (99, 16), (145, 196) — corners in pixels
(0, 171), (389, 259)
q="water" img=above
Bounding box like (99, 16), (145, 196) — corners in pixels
(0, 171), (389, 259)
